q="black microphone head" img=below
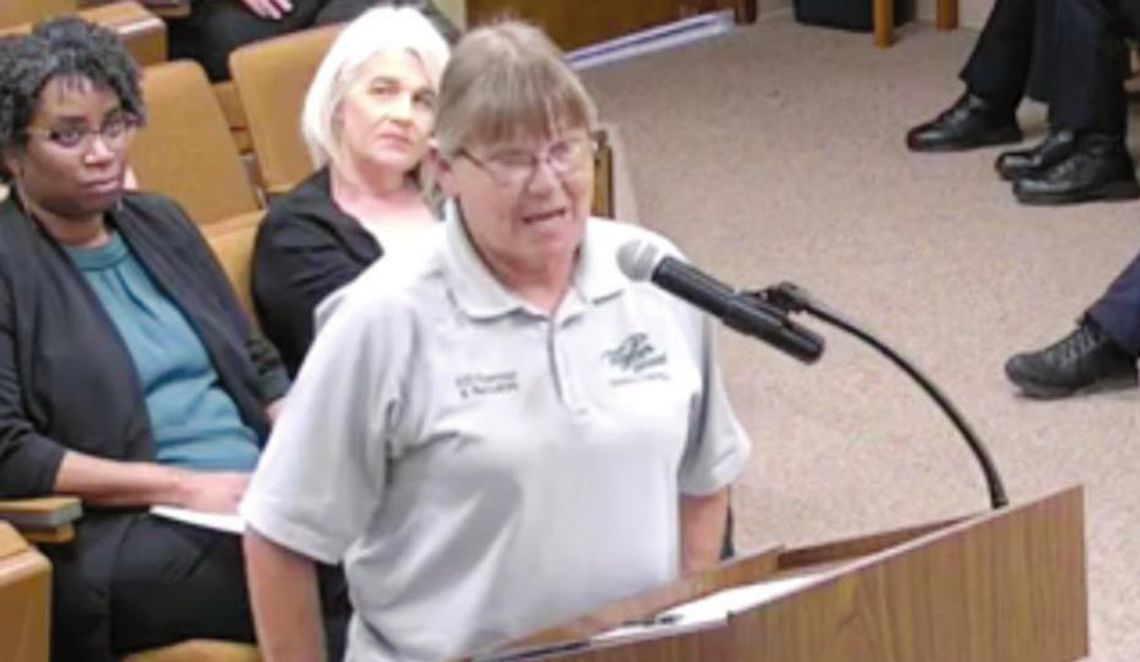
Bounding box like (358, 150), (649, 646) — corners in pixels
(616, 239), (662, 282)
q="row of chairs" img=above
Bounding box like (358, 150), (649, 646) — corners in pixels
(0, 0), (330, 210)
(0, 17), (336, 660)
(0, 12), (622, 659)
(0, 0), (167, 66)
(1, 2), (617, 229)
(133, 27), (615, 323)
(127, 20), (339, 227)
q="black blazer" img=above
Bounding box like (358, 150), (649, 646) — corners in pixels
(0, 191), (288, 658)
(252, 168), (382, 376)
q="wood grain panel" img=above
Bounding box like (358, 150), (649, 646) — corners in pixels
(0, 0), (75, 28)
(465, 0), (750, 51)
(0, 523), (50, 662)
(0, 1), (167, 66)
(481, 487), (1087, 662)
(730, 487), (1087, 662)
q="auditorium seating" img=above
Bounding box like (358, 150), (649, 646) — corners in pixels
(0, 497), (259, 661)
(0, 13), (644, 661)
(202, 212), (265, 324)
(229, 23), (343, 198)
(0, 0), (76, 28)
(130, 60), (262, 226)
(0, 497), (79, 662)
(213, 81), (255, 154)
(0, 522), (52, 662)
(0, 1), (167, 66)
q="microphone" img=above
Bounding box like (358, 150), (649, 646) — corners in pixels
(617, 240), (824, 363)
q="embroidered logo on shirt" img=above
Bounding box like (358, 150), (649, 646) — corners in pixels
(455, 371), (519, 399)
(602, 333), (668, 385)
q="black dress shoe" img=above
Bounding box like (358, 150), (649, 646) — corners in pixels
(1013, 134), (1140, 205)
(906, 92), (1022, 152)
(995, 129), (1077, 181)
(1005, 320), (1138, 399)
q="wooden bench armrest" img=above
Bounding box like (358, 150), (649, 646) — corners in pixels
(0, 497), (82, 544)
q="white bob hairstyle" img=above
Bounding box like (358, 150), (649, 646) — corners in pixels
(300, 6), (450, 171)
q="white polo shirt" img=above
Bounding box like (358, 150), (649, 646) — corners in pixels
(241, 210), (751, 662)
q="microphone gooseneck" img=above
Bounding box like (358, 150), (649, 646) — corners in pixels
(616, 239), (1007, 511)
(756, 282), (1009, 510)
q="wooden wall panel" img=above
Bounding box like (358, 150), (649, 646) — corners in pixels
(466, 0), (752, 51)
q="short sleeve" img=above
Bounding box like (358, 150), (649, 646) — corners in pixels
(240, 292), (409, 563)
(678, 316), (752, 496)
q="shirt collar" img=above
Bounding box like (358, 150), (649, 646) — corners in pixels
(571, 220), (626, 304)
(440, 201), (627, 320)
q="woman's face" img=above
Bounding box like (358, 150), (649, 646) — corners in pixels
(336, 49), (436, 177)
(4, 77), (132, 222)
(439, 124), (596, 273)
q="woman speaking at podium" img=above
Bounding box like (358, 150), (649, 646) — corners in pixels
(240, 19), (752, 662)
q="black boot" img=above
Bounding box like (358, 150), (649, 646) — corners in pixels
(995, 129), (1077, 181)
(1013, 133), (1140, 205)
(1005, 319), (1138, 398)
(906, 92), (1022, 152)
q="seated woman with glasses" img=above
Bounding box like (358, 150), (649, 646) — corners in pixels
(240, 19), (752, 661)
(0, 18), (347, 661)
(252, 6), (450, 377)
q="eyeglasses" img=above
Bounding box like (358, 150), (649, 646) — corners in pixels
(23, 113), (140, 152)
(458, 132), (600, 188)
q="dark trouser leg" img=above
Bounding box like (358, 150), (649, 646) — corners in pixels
(315, 0), (461, 42)
(960, 0), (1044, 112)
(109, 518), (256, 654)
(1087, 250), (1140, 356)
(1047, 0), (1129, 136)
(109, 517), (349, 658)
(169, 0), (457, 81)
(167, 0), (327, 81)
(46, 546), (114, 662)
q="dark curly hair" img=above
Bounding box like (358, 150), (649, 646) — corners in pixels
(0, 17), (144, 182)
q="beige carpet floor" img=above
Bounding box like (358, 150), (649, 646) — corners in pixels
(580, 14), (1140, 661)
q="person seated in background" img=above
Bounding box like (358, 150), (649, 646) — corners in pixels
(906, 0), (1056, 152)
(252, 6), (449, 377)
(1006, 250), (1140, 398)
(167, 0), (458, 81)
(0, 18), (347, 660)
(239, 19), (752, 661)
(907, 0), (1140, 205)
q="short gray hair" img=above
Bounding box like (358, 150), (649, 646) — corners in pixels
(434, 20), (598, 157)
(301, 6), (450, 170)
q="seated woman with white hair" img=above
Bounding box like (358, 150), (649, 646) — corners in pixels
(241, 18), (751, 662)
(252, 5), (450, 376)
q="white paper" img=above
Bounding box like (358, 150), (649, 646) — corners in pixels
(149, 505), (245, 534)
(593, 574), (821, 643)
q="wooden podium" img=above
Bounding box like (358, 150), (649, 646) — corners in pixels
(479, 486), (1087, 662)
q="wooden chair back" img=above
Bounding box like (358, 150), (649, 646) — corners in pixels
(0, 522), (51, 662)
(0, 0), (75, 28)
(202, 212), (264, 323)
(0, 2), (166, 65)
(229, 23), (342, 197)
(130, 60), (261, 226)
